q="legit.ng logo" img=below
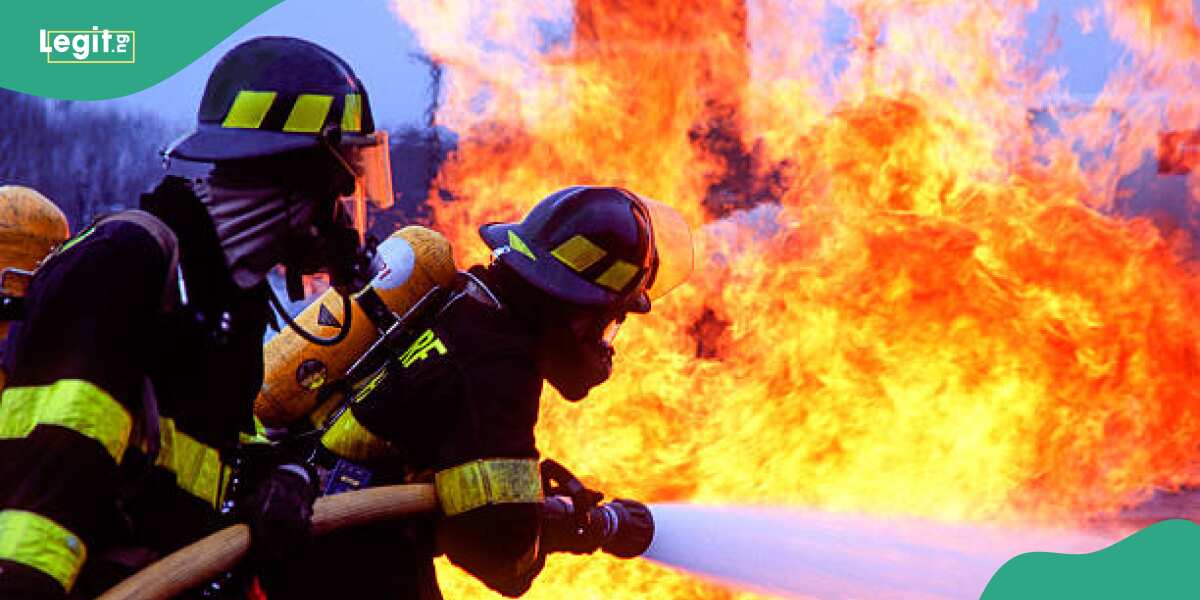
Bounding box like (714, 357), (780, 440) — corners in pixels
(39, 27), (135, 64)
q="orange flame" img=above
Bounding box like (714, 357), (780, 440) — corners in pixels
(389, 1), (1200, 597)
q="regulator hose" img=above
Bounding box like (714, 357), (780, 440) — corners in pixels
(267, 283), (353, 347)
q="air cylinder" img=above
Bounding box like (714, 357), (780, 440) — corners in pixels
(255, 226), (457, 427)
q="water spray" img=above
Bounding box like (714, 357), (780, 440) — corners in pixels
(641, 505), (1120, 600)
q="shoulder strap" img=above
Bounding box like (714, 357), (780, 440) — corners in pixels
(96, 211), (178, 468)
(98, 209), (181, 312)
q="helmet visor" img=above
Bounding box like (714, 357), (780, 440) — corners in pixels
(601, 319), (623, 346)
(635, 195), (694, 301)
(337, 130), (394, 235)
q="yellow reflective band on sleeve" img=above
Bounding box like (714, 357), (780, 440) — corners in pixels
(320, 407), (397, 462)
(222, 91), (277, 129)
(282, 94), (334, 133)
(507, 230), (537, 261)
(595, 259), (639, 292)
(351, 367), (388, 403)
(435, 458), (543, 517)
(152, 418), (230, 509)
(0, 380), (132, 463)
(551, 235), (607, 272)
(342, 94), (363, 132)
(0, 510), (87, 592)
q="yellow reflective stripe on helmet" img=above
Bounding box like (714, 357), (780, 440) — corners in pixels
(342, 94), (363, 132)
(282, 94), (334, 133)
(435, 458), (543, 517)
(551, 235), (607, 272)
(320, 407), (396, 462)
(0, 380), (132, 463)
(0, 510), (87, 591)
(222, 91), (277, 129)
(507, 230), (537, 261)
(595, 259), (639, 292)
(152, 418), (230, 509)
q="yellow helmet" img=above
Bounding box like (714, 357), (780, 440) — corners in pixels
(1, 185), (69, 357)
(0, 185), (68, 278)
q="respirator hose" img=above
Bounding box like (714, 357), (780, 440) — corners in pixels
(267, 284), (354, 347)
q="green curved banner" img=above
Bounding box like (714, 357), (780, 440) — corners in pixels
(0, 0), (282, 100)
(982, 519), (1200, 599)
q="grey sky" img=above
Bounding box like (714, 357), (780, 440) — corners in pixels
(109, 0), (434, 130)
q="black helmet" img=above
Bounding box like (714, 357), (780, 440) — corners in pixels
(480, 186), (693, 313)
(166, 36), (377, 162)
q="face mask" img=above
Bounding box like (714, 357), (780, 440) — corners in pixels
(202, 177), (323, 290)
(204, 149), (375, 297)
(536, 309), (624, 402)
(283, 208), (373, 300)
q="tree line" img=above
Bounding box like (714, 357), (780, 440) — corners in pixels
(0, 88), (453, 235)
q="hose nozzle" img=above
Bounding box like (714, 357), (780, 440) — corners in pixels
(540, 495), (655, 558)
(593, 498), (655, 558)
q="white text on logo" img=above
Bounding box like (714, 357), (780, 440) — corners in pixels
(39, 27), (135, 63)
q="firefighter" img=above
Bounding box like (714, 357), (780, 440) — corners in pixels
(273, 185), (693, 598)
(0, 36), (393, 598)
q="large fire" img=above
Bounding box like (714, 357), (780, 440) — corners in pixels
(389, 1), (1200, 598)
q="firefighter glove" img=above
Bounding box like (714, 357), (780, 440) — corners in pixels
(240, 462), (318, 565)
(539, 495), (605, 555)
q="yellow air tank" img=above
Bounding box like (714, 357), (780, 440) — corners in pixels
(1, 186), (70, 391)
(255, 226), (457, 427)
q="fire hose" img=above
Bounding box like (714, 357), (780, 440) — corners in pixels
(98, 468), (653, 600)
(97, 484), (438, 600)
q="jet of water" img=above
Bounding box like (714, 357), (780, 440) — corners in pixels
(643, 504), (1120, 600)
